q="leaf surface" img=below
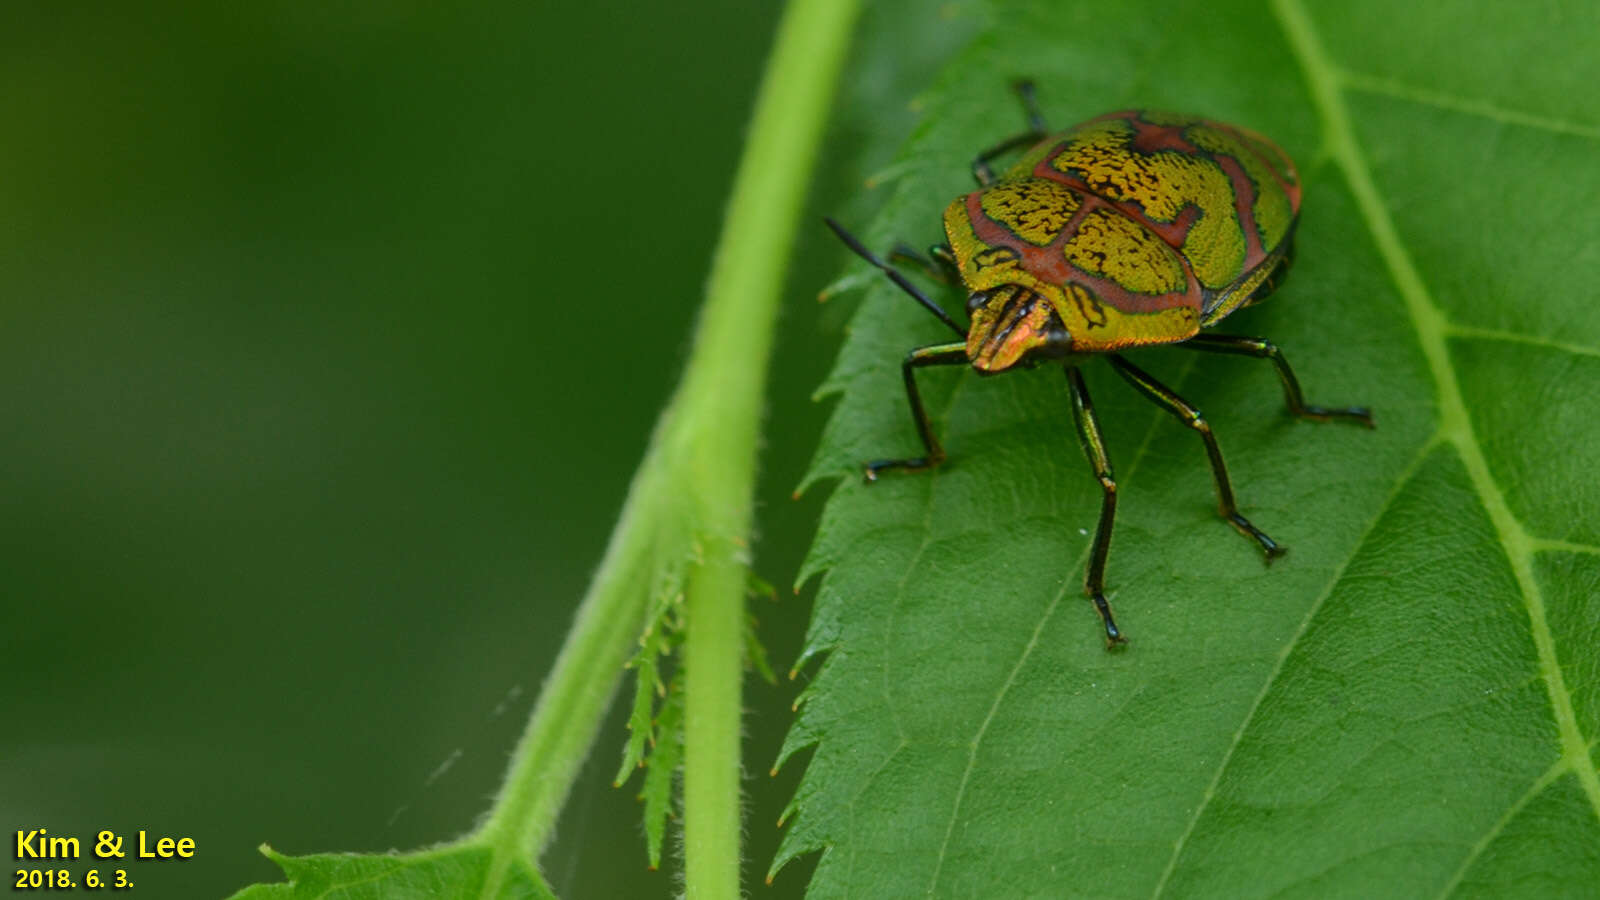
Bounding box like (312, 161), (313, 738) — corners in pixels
(778, 1), (1600, 896)
(228, 844), (555, 900)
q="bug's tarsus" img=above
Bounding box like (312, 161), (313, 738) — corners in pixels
(1066, 365), (1127, 647)
(1092, 592), (1125, 648)
(1181, 334), (1375, 428)
(862, 342), (969, 483)
(1227, 513), (1285, 562)
(824, 218), (966, 339)
(1108, 354), (1284, 561)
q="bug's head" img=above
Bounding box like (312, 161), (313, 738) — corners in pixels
(964, 284), (1070, 374)
(942, 194), (1072, 373)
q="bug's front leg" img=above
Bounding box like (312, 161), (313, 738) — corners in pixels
(888, 242), (961, 286)
(1108, 354), (1285, 561)
(864, 342), (969, 481)
(1065, 365), (1126, 647)
(1181, 334), (1374, 426)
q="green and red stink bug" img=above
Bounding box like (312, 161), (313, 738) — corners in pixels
(828, 82), (1373, 647)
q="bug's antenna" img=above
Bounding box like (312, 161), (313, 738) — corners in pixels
(824, 218), (966, 339)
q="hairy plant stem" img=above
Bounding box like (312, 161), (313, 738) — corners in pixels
(473, 0), (861, 896)
(679, 0), (860, 894)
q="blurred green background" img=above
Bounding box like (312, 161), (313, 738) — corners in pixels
(0, 2), (973, 896)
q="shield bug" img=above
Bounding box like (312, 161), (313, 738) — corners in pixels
(829, 82), (1372, 647)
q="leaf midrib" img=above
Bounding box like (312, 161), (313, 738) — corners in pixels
(1146, 4), (1600, 894)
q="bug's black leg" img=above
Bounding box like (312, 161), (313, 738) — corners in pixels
(971, 130), (1047, 186)
(1181, 334), (1374, 427)
(1013, 79), (1047, 133)
(888, 243), (957, 285)
(930, 243), (961, 282)
(1065, 365), (1126, 647)
(886, 244), (965, 291)
(970, 80), (1052, 186)
(1108, 354), (1285, 561)
(1247, 239), (1295, 305)
(865, 342), (970, 481)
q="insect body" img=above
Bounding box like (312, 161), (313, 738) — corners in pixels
(829, 83), (1372, 647)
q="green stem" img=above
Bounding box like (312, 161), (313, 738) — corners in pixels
(681, 552), (746, 895)
(474, 430), (680, 867)
(473, 0), (858, 895)
(677, 0), (860, 896)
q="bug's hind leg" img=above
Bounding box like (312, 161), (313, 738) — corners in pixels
(1108, 354), (1285, 561)
(864, 342), (970, 481)
(1065, 365), (1127, 647)
(1181, 334), (1374, 426)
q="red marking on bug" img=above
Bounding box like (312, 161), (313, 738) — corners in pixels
(963, 190), (1201, 319)
(1128, 114), (1201, 154)
(1213, 150), (1266, 265)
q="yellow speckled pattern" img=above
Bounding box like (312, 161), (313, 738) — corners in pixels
(1080, 301), (1199, 351)
(1001, 135), (1062, 181)
(979, 178), (1081, 246)
(943, 193), (1201, 357)
(1063, 208), (1187, 296)
(1238, 129), (1299, 195)
(1188, 125), (1292, 252)
(1046, 279), (1200, 352)
(1049, 118), (1246, 290)
(944, 197), (1021, 288)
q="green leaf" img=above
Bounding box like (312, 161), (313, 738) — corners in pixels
(227, 844), (555, 900)
(778, 1), (1600, 896)
(642, 681), (686, 870)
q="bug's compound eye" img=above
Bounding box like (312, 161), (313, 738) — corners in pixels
(965, 291), (990, 315)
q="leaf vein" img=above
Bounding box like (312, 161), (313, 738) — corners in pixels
(926, 586), (1065, 896)
(926, 353), (1201, 896)
(1339, 69), (1600, 141)
(1446, 324), (1600, 360)
(1147, 438), (1436, 899)
(882, 368), (982, 744)
(1434, 755), (1574, 899)
(844, 738), (910, 899)
(1534, 538), (1600, 558)
(1274, 0), (1600, 825)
